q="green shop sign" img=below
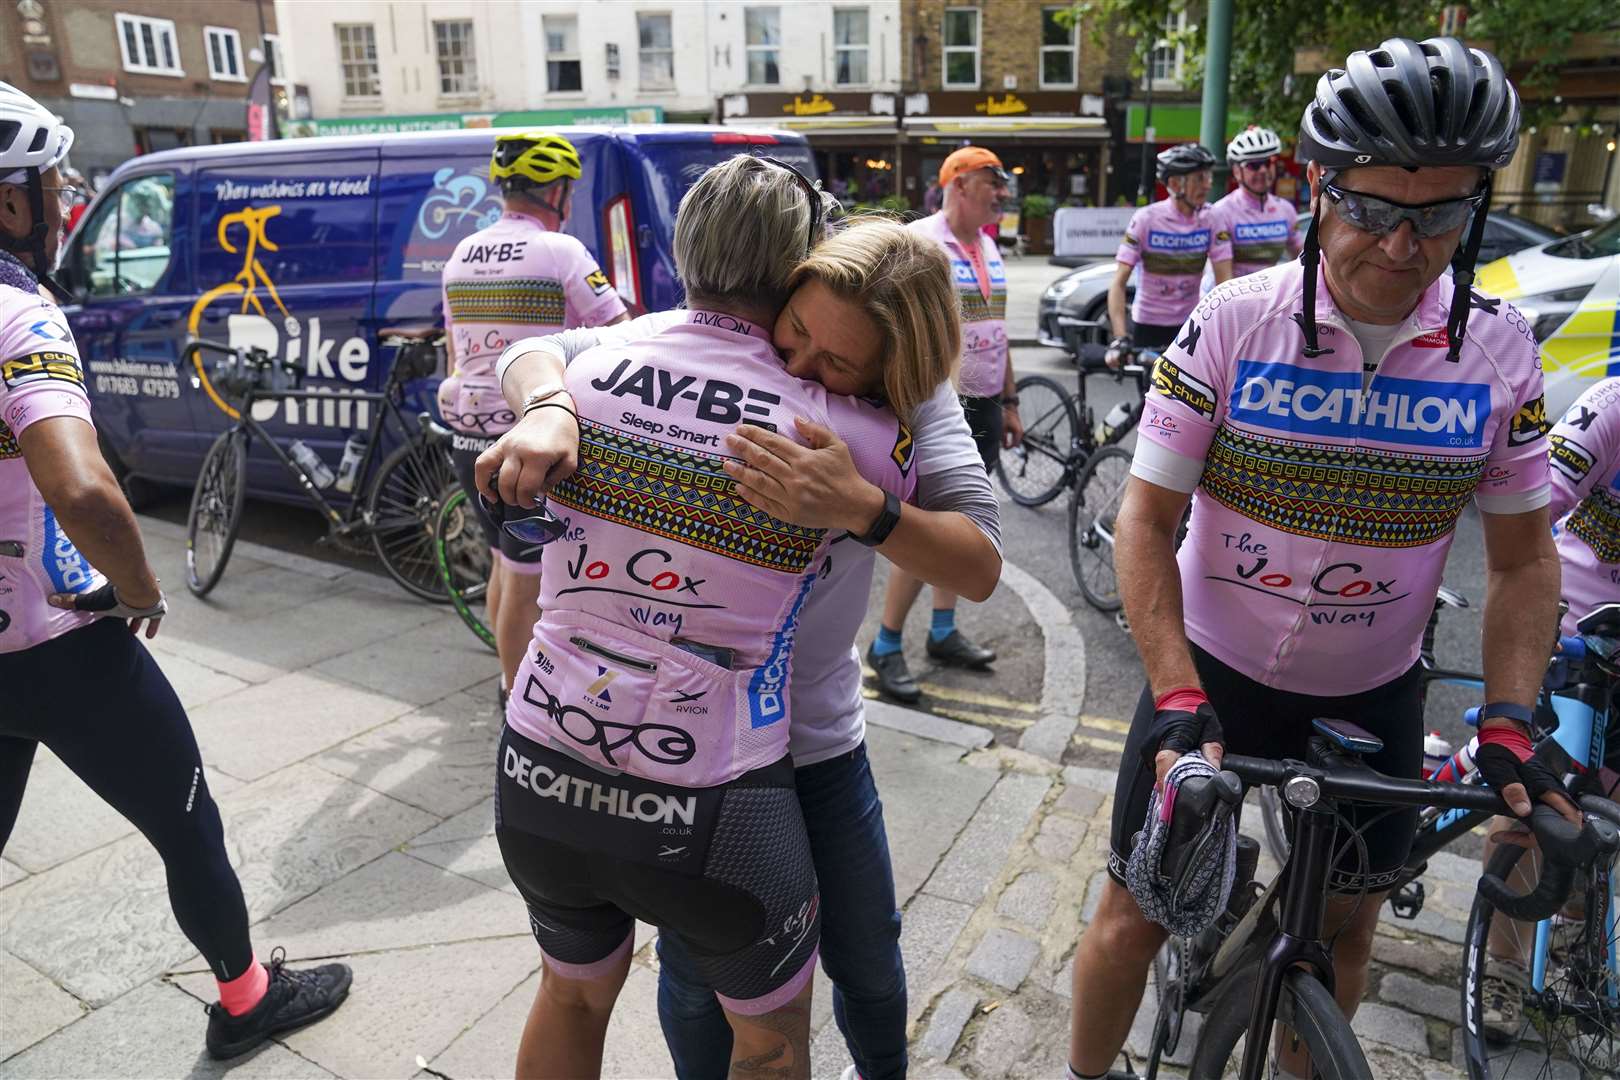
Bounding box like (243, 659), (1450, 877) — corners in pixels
(304, 106), (666, 137)
(1126, 104), (1253, 143)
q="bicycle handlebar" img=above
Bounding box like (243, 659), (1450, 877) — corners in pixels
(182, 337), (301, 377)
(1221, 753), (1620, 921)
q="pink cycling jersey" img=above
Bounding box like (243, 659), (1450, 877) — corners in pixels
(505, 310), (917, 787)
(1207, 188), (1302, 279)
(0, 272), (106, 653)
(438, 211), (624, 436)
(1115, 197), (1215, 328)
(1548, 377), (1620, 637)
(1133, 264), (1551, 695)
(909, 211), (1008, 398)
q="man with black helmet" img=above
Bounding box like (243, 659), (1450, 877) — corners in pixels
(1103, 142), (1216, 370)
(1066, 39), (1572, 1080)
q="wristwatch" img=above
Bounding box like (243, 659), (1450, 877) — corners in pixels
(520, 383), (569, 415)
(1479, 701), (1534, 726)
(851, 489), (902, 548)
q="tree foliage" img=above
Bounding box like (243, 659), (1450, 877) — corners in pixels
(1064, 0), (1620, 135)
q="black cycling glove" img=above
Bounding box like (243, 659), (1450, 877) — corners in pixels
(1141, 693), (1225, 770)
(1475, 723), (1570, 816)
(64, 581), (168, 622)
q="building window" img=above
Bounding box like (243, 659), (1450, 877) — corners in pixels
(834, 8), (869, 86)
(1148, 9), (1187, 88)
(262, 33), (291, 86)
(638, 13), (674, 91)
(203, 26), (244, 81)
(434, 20), (478, 95)
(544, 16), (582, 92)
(336, 24), (380, 98)
(1040, 8), (1077, 88)
(605, 42), (621, 81)
(115, 13), (182, 76)
(745, 7), (781, 86)
(942, 7), (979, 89)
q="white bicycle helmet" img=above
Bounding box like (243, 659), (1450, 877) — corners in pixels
(0, 81), (74, 183)
(1226, 126), (1281, 165)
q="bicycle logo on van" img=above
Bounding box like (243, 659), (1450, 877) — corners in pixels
(187, 204), (372, 426)
(418, 168), (502, 240)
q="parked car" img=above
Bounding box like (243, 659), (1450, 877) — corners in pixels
(1037, 208), (1556, 354)
(56, 125), (814, 503)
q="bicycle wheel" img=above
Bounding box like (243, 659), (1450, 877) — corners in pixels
(1259, 786), (1292, 865)
(434, 484), (496, 652)
(367, 436), (456, 602)
(1461, 839), (1620, 1078)
(1068, 445), (1133, 612)
(997, 374), (1079, 507)
(1188, 967), (1372, 1080)
(185, 428), (247, 598)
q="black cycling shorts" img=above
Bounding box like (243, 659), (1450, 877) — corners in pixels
(451, 435), (543, 573)
(1128, 319), (1182, 353)
(1108, 644), (1424, 894)
(494, 725), (819, 1014)
(961, 394), (1003, 471)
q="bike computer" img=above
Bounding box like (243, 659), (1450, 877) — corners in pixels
(1310, 716), (1385, 756)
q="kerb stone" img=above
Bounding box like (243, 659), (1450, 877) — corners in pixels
(964, 927), (1040, 991)
(916, 986), (979, 1063)
(922, 771), (1050, 904)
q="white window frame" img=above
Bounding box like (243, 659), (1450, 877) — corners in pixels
(1039, 7), (1078, 89)
(833, 7), (870, 87)
(115, 12), (183, 77)
(335, 24), (381, 99)
(433, 19), (479, 97)
(204, 26), (245, 82)
(941, 7), (980, 90)
(744, 7), (781, 87)
(1147, 9), (1187, 90)
(638, 12), (675, 92)
(262, 33), (292, 88)
(543, 15), (582, 94)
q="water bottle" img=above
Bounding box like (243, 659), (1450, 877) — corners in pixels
(288, 439), (335, 490)
(1422, 731), (1455, 779)
(1099, 401), (1133, 443)
(334, 432), (367, 494)
(1430, 735), (1479, 784)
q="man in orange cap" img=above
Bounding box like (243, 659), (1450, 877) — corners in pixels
(867, 146), (1021, 701)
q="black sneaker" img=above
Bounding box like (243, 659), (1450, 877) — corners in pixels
(866, 643), (922, 704)
(925, 629), (996, 669)
(205, 947), (353, 1061)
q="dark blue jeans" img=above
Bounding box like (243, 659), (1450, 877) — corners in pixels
(656, 741), (907, 1079)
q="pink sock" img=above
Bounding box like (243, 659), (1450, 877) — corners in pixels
(217, 954), (269, 1016)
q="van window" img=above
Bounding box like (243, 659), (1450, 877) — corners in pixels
(77, 173), (176, 296)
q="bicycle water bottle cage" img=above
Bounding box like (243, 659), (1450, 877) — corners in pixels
(1311, 716), (1385, 756)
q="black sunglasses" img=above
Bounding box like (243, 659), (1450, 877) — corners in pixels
(755, 154), (825, 255)
(1322, 182), (1485, 239)
(479, 473), (567, 547)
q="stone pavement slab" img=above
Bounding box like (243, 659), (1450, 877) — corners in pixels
(310, 615), (497, 707)
(145, 642), (252, 711)
(865, 724), (998, 904)
(0, 949), (85, 1061)
(916, 985), (980, 1064)
(0, 979), (335, 1080)
(0, 859), (24, 890)
(965, 927), (1040, 991)
(922, 771), (1051, 905)
(899, 894), (977, 1021)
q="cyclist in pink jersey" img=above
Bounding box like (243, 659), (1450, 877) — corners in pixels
(1104, 143), (1216, 368)
(439, 131), (627, 701)
(1548, 377), (1620, 636)
(0, 82), (350, 1062)
(481, 166), (972, 1079)
(1209, 126), (1304, 283)
(1066, 39), (1575, 1080)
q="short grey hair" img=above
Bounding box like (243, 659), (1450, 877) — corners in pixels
(674, 155), (832, 312)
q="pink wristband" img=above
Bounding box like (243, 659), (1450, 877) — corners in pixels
(1154, 687), (1209, 713)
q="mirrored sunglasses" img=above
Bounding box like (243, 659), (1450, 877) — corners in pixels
(1323, 182), (1485, 239)
(479, 488), (567, 546)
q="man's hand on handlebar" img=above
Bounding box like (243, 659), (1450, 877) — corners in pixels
(474, 394), (580, 508)
(1105, 336), (1134, 371)
(1475, 720), (1582, 825)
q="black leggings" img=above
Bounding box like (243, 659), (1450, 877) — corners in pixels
(0, 619), (254, 981)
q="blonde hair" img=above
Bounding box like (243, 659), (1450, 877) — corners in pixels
(788, 217), (960, 422)
(674, 155), (834, 313)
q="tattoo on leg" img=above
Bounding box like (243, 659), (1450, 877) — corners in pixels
(729, 1004), (810, 1079)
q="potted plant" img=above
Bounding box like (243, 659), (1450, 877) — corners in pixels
(1020, 193), (1057, 253)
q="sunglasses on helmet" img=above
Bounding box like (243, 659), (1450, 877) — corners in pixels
(1322, 182), (1485, 239)
(479, 473), (567, 547)
(755, 154), (825, 255)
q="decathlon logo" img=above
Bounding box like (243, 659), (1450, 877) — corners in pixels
(41, 507), (96, 594)
(747, 572), (817, 729)
(503, 746), (697, 826)
(1228, 361), (1491, 448)
(1234, 221), (1291, 242)
(1146, 228), (1212, 252)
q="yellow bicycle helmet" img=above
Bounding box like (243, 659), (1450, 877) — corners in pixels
(490, 130), (581, 190)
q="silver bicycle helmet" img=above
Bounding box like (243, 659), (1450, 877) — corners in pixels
(1155, 143), (1216, 184)
(1293, 37), (1521, 364)
(1227, 126), (1282, 165)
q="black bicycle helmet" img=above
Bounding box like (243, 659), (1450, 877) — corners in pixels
(1293, 37), (1521, 364)
(1155, 143), (1216, 183)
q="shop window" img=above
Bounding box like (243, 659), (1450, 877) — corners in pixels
(639, 13), (675, 90)
(1148, 9), (1186, 88)
(745, 7), (781, 86)
(1040, 7), (1076, 89)
(834, 8), (869, 86)
(434, 19), (478, 95)
(943, 7), (979, 89)
(545, 15), (582, 92)
(116, 13), (182, 76)
(76, 173), (176, 297)
(336, 24), (380, 98)
(205, 26), (245, 82)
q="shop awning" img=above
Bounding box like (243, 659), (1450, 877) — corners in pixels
(901, 116), (1108, 140)
(724, 116), (900, 135)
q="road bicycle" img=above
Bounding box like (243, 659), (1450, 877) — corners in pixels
(183, 336), (456, 602)
(426, 412), (497, 653)
(1141, 714), (1620, 1080)
(996, 335), (1153, 509)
